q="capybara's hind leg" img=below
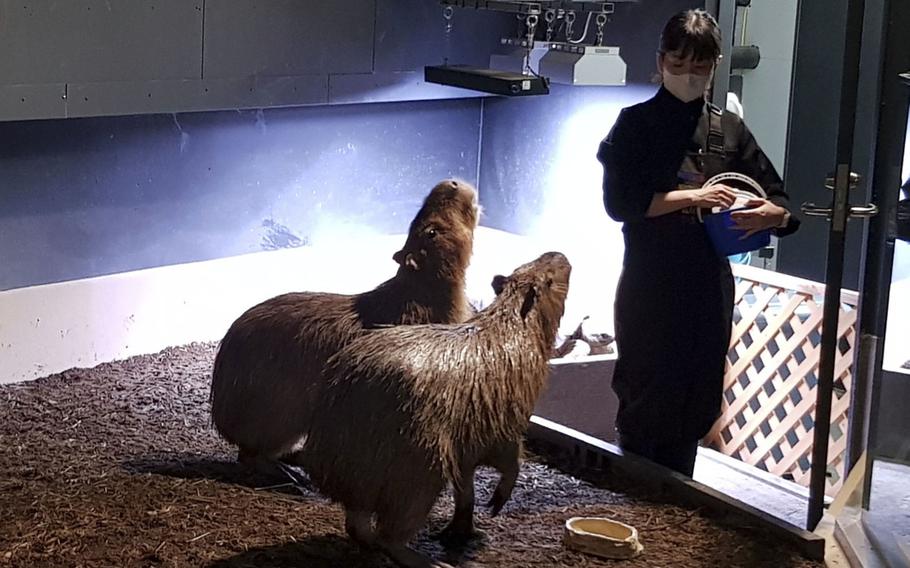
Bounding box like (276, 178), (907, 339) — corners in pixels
(437, 468), (478, 545)
(485, 439), (522, 516)
(344, 509), (375, 548)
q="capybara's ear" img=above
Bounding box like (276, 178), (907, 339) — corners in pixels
(491, 274), (509, 296)
(520, 284), (538, 319)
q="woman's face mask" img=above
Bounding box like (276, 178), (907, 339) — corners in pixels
(659, 53), (715, 103)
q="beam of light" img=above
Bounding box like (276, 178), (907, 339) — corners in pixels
(523, 84), (656, 337)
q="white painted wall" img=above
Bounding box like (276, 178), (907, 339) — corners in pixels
(0, 227), (618, 385)
(0, 234), (403, 383)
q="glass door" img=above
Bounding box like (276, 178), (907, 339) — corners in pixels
(857, 87), (910, 568)
(836, 1), (910, 563)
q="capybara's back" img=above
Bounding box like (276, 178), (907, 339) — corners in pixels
(209, 179), (479, 462)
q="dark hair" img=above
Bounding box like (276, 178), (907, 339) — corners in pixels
(659, 9), (722, 62)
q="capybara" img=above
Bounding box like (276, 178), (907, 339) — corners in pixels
(209, 179), (478, 468)
(289, 251), (571, 568)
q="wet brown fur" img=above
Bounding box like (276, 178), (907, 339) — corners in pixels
(290, 252), (571, 568)
(209, 180), (478, 461)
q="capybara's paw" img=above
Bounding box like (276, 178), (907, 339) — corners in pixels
(380, 542), (452, 568)
(435, 524), (483, 548)
(486, 489), (510, 517)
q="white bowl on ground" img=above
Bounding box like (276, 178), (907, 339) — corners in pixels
(564, 516), (644, 560)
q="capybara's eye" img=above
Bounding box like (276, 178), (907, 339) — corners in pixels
(425, 227), (438, 238)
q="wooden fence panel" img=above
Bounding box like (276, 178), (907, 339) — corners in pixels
(704, 264), (858, 496)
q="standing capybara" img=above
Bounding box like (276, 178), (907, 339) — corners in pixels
(209, 179), (478, 469)
(289, 252), (571, 568)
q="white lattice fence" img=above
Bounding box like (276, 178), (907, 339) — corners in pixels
(704, 264), (858, 497)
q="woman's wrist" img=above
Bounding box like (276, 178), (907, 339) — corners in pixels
(681, 188), (698, 207)
(777, 208), (791, 228)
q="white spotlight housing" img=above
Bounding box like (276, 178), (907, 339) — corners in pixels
(538, 43), (627, 86)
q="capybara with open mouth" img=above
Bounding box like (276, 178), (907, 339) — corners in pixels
(209, 179), (478, 468)
(290, 252), (571, 568)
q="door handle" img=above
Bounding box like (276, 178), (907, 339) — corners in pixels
(848, 204), (878, 218)
(801, 203), (833, 217)
(801, 202), (878, 219)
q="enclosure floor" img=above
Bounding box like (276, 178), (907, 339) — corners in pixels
(0, 344), (823, 568)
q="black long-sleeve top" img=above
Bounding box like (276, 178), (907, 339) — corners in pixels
(597, 87), (799, 270)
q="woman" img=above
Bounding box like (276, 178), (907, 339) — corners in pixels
(597, 9), (799, 476)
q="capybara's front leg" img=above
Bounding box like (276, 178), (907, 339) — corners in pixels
(437, 467), (477, 545)
(376, 498), (451, 568)
(485, 439), (522, 516)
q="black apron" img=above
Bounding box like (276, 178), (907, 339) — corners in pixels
(612, 104), (737, 443)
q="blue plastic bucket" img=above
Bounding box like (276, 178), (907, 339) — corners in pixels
(703, 208), (772, 257)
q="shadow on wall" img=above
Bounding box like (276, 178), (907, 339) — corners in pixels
(0, 99), (482, 291)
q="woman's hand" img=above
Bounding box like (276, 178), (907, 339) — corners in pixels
(730, 198), (788, 237)
(688, 185), (738, 209)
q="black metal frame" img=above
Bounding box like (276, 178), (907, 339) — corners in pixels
(439, 0), (635, 15)
(803, 0), (867, 531)
(802, 0), (910, 531)
(845, 0), (890, 476)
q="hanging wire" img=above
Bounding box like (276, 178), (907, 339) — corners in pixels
(523, 13), (543, 77)
(544, 9), (557, 42)
(567, 11), (594, 44)
(594, 13), (607, 46)
(443, 5), (454, 65)
(564, 10), (576, 41)
(525, 14), (538, 44)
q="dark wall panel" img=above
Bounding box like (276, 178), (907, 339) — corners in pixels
(0, 1), (513, 121)
(0, 99), (481, 291)
(374, 0), (514, 72)
(203, 0), (375, 78)
(0, 0), (203, 84)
